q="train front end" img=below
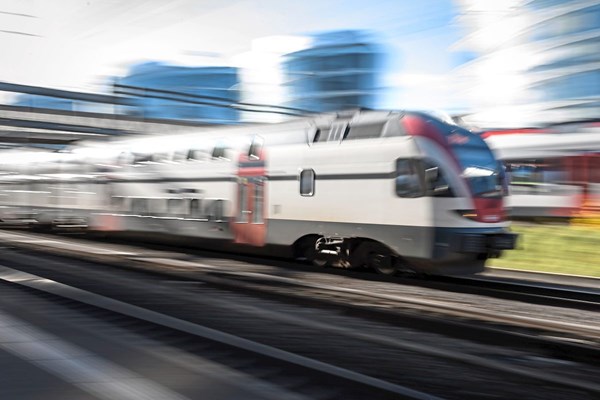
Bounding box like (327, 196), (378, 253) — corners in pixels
(403, 112), (517, 274)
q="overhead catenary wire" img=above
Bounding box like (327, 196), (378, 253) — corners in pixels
(113, 83), (317, 116)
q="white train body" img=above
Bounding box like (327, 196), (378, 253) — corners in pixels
(0, 110), (516, 274)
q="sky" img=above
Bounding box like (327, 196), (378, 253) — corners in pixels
(0, 0), (468, 111)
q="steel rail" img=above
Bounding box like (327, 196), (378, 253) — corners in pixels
(0, 265), (442, 400)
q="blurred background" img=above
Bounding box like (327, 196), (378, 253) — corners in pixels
(3, 0), (600, 127)
(0, 0), (599, 275)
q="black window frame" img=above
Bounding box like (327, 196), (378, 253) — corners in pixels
(237, 184), (249, 222)
(212, 143), (229, 160)
(187, 149), (207, 161)
(395, 159), (423, 198)
(423, 160), (454, 197)
(189, 198), (202, 218)
(253, 183), (264, 223)
(209, 199), (224, 222)
(344, 123), (385, 141)
(300, 169), (315, 197)
(248, 136), (264, 160)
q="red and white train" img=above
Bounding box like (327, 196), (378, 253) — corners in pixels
(0, 110), (516, 275)
(484, 127), (600, 219)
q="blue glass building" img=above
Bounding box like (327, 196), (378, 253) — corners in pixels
(456, 0), (600, 127)
(11, 94), (115, 113)
(527, 0), (600, 116)
(13, 95), (77, 110)
(283, 30), (384, 113)
(115, 62), (240, 124)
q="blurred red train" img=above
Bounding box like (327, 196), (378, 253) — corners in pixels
(483, 125), (600, 219)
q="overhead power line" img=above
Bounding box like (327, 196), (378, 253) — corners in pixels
(113, 83), (316, 116)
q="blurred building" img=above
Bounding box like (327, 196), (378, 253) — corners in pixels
(12, 93), (115, 113)
(234, 36), (310, 123)
(114, 62), (240, 124)
(13, 95), (76, 111)
(283, 30), (384, 113)
(455, 0), (600, 128)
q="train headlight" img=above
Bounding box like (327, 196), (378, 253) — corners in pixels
(456, 210), (479, 221)
(455, 209), (502, 222)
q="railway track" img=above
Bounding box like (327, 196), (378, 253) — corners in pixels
(0, 230), (598, 344)
(0, 230), (598, 399)
(428, 273), (600, 311)
(88, 232), (600, 312)
(11, 229), (599, 311)
(0, 265), (437, 400)
(3, 230), (598, 334)
(125, 256), (600, 365)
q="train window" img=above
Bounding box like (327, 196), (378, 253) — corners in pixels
(314, 123), (348, 143)
(506, 159), (566, 185)
(248, 136), (264, 160)
(328, 123), (348, 142)
(133, 154), (152, 165)
(254, 184), (264, 223)
(345, 123), (384, 140)
(168, 199), (182, 215)
(424, 162), (453, 197)
(318, 128), (332, 142)
(187, 149), (207, 161)
(152, 153), (169, 163)
(395, 159), (422, 198)
(172, 150), (187, 162)
(313, 129), (323, 143)
(131, 198), (148, 214)
(212, 144), (229, 160)
(507, 162), (537, 183)
(189, 198), (202, 218)
(381, 119), (407, 137)
(300, 169), (315, 196)
(341, 124), (351, 140)
(237, 184), (248, 222)
(111, 196), (124, 210)
(117, 152), (134, 166)
(212, 200), (224, 222)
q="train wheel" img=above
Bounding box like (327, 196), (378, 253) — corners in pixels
(312, 257), (330, 268)
(301, 241), (331, 267)
(310, 236), (334, 267)
(369, 251), (397, 275)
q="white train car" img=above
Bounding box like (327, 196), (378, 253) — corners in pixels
(0, 110), (516, 275)
(0, 147), (108, 227)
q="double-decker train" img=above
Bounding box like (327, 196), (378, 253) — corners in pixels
(0, 110), (516, 275)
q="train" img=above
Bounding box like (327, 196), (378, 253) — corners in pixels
(484, 127), (600, 219)
(0, 110), (517, 275)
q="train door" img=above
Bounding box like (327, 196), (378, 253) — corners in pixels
(231, 138), (267, 246)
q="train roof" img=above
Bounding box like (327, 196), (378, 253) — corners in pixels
(485, 131), (600, 159)
(73, 109), (411, 155)
(0, 109), (468, 171)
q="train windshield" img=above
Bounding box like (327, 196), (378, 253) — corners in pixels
(448, 129), (504, 198)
